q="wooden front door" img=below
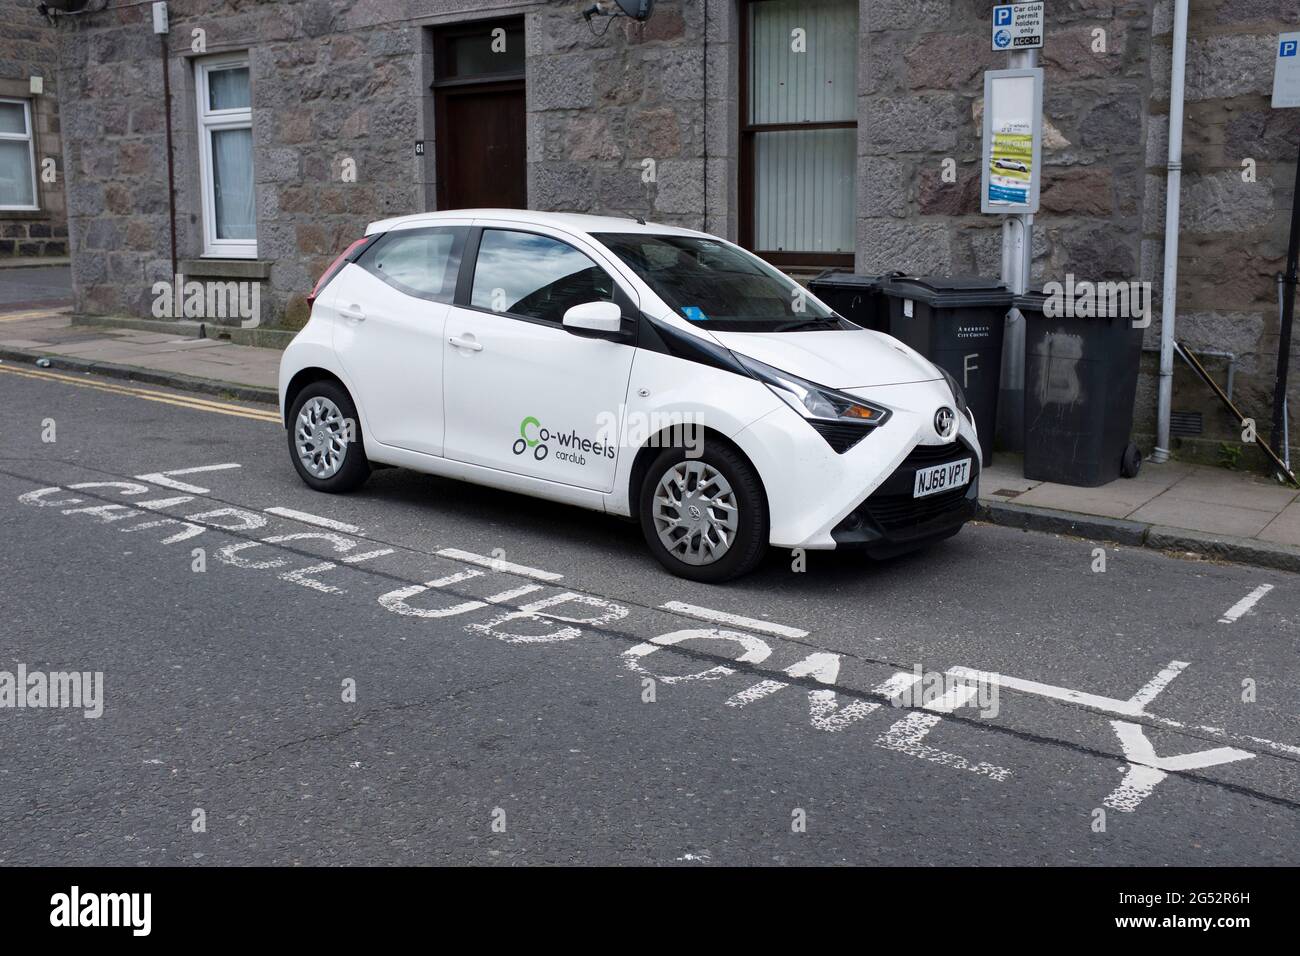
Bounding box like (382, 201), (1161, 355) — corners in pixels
(432, 17), (527, 211)
(436, 82), (526, 210)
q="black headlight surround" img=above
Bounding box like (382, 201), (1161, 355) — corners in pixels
(733, 352), (892, 454)
(938, 367), (970, 421)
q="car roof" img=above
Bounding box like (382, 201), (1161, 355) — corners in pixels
(366, 208), (708, 240)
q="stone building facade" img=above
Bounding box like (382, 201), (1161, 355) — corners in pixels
(38, 0), (1300, 461)
(0, 0), (68, 258)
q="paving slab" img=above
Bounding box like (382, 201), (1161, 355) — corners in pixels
(1258, 501), (1300, 548)
(1012, 480), (1163, 519)
(1128, 495), (1278, 538)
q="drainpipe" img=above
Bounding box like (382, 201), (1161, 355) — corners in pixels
(1153, 0), (1189, 463)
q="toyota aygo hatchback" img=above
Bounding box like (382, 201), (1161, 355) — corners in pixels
(279, 210), (980, 582)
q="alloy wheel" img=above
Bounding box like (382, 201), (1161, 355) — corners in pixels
(651, 460), (740, 566)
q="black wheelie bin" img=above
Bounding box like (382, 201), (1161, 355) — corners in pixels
(1018, 287), (1145, 486)
(807, 271), (890, 333)
(878, 276), (1012, 466)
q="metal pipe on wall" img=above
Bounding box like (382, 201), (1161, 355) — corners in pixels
(1153, 0), (1189, 463)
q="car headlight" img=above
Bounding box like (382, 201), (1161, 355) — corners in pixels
(734, 353), (891, 453)
(938, 367), (973, 423)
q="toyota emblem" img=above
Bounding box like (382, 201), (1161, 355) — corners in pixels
(934, 406), (955, 438)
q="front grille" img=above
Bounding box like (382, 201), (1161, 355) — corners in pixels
(862, 486), (970, 533)
(903, 442), (963, 465)
(836, 439), (978, 540)
(809, 420), (872, 454)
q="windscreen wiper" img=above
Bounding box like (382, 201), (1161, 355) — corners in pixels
(771, 317), (843, 333)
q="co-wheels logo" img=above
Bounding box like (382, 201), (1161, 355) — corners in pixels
(511, 416), (616, 467)
(50, 886), (151, 936)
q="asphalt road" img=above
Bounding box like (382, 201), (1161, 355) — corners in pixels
(0, 362), (1298, 865)
(0, 266), (72, 310)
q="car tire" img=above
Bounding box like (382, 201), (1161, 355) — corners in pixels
(638, 443), (768, 583)
(287, 380), (371, 493)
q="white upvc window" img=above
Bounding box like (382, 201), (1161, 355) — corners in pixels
(195, 54), (256, 258)
(0, 97), (39, 211)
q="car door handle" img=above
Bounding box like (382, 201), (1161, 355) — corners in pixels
(448, 336), (483, 352)
(338, 305), (366, 321)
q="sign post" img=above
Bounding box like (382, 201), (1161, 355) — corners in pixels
(1270, 32), (1299, 469)
(992, 2), (1045, 454)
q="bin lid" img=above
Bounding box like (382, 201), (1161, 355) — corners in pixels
(1014, 288), (1050, 311)
(879, 275), (1012, 308)
(808, 271), (885, 291)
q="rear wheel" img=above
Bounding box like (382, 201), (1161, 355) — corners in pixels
(287, 380), (370, 493)
(1120, 442), (1142, 479)
(638, 444), (768, 582)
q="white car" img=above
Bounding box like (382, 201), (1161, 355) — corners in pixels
(279, 210), (979, 582)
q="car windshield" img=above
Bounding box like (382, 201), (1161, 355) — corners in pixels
(592, 233), (853, 332)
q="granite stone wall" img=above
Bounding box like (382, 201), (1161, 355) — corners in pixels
(1136, 0), (1300, 462)
(52, 0), (718, 329)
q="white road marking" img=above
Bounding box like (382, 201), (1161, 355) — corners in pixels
(625, 628), (773, 684)
(135, 496), (195, 510)
(1218, 584), (1274, 624)
(876, 713), (1012, 781)
(1104, 721), (1254, 812)
(264, 507), (360, 534)
(947, 663), (1188, 718)
(135, 463), (240, 495)
(724, 652), (879, 732)
(469, 593), (629, 645)
(657, 601), (809, 639)
(1127, 660), (1189, 712)
(437, 548), (563, 582)
(378, 571), (489, 619)
(341, 548), (396, 564)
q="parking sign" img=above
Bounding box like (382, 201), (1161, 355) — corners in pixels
(1275, 32), (1300, 108)
(991, 3), (1044, 53)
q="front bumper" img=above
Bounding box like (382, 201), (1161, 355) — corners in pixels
(730, 377), (981, 550)
(830, 436), (980, 556)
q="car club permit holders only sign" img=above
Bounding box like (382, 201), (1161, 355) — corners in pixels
(981, 67), (1044, 215)
(991, 3), (1044, 52)
(1273, 31), (1300, 109)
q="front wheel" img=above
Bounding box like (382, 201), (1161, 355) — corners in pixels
(287, 381), (370, 493)
(638, 444), (768, 583)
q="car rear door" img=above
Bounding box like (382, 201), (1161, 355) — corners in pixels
(441, 224), (638, 494)
(332, 222), (469, 457)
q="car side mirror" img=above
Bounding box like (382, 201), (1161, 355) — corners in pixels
(562, 300), (623, 336)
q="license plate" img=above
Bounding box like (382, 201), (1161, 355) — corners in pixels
(913, 458), (972, 498)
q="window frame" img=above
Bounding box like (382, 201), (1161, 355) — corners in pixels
(738, 0), (856, 269)
(455, 226), (637, 335)
(356, 225), (468, 304)
(0, 97), (39, 212)
(195, 53), (256, 259)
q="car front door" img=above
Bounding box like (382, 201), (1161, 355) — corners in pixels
(332, 223), (469, 457)
(441, 226), (638, 494)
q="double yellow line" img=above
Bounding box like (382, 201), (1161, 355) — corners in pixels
(0, 363), (281, 423)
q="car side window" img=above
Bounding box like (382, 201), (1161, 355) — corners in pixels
(469, 229), (615, 324)
(359, 226), (466, 302)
